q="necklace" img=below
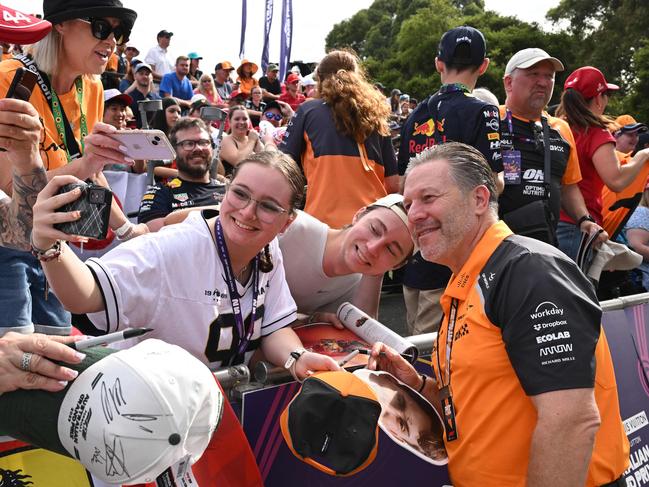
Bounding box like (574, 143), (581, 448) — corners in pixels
(236, 264), (249, 281)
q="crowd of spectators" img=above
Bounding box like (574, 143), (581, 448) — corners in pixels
(2, 0), (649, 383)
(0, 2), (646, 485)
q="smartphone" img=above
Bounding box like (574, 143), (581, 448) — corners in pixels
(200, 106), (227, 122)
(54, 183), (112, 240)
(112, 129), (176, 160)
(5, 67), (38, 101)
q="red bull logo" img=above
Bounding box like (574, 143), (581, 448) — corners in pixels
(412, 119), (435, 137)
(436, 118), (445, 132)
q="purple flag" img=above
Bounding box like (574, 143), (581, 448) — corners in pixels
(239, 0), (247, 59)
(261, 0), (274, 73)
(278, 0), (293, 82)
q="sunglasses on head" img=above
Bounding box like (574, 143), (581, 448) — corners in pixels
(79, 18), (131, 45)
(264, 112), (282, 121)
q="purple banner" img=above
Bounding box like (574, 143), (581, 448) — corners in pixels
(260, 0), (274, 74)
(605, 305), (649, 486)
(239, 0), (247, 59)
(278, 0), (292, 82)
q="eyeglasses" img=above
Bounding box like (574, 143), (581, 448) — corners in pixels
(79, 18), (131, 46)
(175, 139), (211, 150)
(264, 112), (282, 121)
(226, 185), (288, 223)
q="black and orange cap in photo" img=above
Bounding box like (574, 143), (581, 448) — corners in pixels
(280, 370), (381, 477)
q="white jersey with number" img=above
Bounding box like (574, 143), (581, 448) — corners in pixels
(86, 211), (297, 370)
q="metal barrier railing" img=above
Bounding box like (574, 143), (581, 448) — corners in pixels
(215, 292), (649, 397)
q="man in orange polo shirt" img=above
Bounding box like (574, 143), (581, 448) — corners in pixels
(370, 142), (628, 486)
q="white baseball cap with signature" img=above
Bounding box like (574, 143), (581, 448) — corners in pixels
(57, 339), (223, 484)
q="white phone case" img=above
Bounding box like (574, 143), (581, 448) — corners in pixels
(112, 129), (176, 160)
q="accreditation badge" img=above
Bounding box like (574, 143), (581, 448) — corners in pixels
(503, 150), (522, 185)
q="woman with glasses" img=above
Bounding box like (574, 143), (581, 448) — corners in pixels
(220, 105), (264, 175)
(555, 66), (649, 261)
(0, 0), (149, 337)
(30, 151), (340, 378)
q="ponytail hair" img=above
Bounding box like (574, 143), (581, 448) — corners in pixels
(259, 244), (273, 273)
(555, 88), (612, 130)
(316, 49), (390, 142)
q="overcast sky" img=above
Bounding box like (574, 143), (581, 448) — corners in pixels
(15, 0), (560, 74)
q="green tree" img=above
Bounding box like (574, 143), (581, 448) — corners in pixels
(326, 0), (574, 106)
(548, 0), (649, 120)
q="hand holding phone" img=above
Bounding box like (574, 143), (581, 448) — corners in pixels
(5, 67), (38, 101)
(54, 182), (112, 240)
(111, 129), (176, 160)
(0, 68), (40, 154)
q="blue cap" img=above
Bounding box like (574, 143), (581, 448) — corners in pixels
(188, 52), (202, 60)
(437, 26), (486, 66)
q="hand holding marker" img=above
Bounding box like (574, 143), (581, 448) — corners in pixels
(68, 328), (153, 351)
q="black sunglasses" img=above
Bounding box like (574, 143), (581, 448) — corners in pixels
(80, 18), (131, 45)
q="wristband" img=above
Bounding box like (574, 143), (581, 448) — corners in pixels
(417, 374), (427, 393)
(30, 234), (62, 262)
(115, 221), (133, 239)
(577, 215), (595, 227)
(284, 347), (307, 382)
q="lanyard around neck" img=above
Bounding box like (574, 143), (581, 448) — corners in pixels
(51, 77), (87, 162)
(214, 218), (261, 359)
(435, 298), (459, 389)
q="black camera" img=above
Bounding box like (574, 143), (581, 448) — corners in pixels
(54, 183), (112, 240)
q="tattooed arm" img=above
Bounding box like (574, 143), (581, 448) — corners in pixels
(0, 166), (47, 250)
(0, 98), (47, 250)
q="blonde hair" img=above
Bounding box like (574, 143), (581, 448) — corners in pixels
(197, 73), (217, 97)
(27, 29), (60, 76)
(316, 50), (390, 142)
(27, 23), (97, 80)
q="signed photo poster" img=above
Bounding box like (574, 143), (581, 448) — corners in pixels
(293, 323), (370, 367)
(353, 369), (448, 466)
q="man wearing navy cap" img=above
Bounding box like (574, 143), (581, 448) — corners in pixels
(144, 29), (174, 82)
(397, 26), (504, 336)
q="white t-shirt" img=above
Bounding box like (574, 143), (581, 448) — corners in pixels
(86, 212), (297, 370)
(279, 211), (361, 314)
(144, 45), (174, 77)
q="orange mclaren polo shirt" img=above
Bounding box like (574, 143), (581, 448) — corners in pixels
(280, 99), (397, 229)
(433, 221), (629, 487)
